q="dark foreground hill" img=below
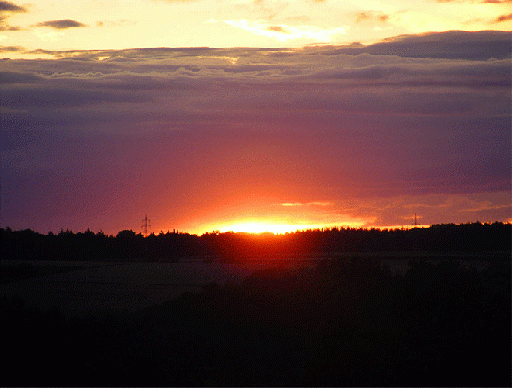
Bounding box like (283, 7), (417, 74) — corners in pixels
(1, 253), (509, 386)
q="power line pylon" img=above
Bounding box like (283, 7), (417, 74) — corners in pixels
(141, 214), (151, 236)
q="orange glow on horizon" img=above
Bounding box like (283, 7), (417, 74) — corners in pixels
(214, 222), (430, 234)
(187, 218), (369, 235)
(221, 222), (320, 234)
(171, 218), (435, 236)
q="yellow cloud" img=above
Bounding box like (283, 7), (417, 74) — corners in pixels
(281, 201), (333, 207)
(223, 19), (348, 42)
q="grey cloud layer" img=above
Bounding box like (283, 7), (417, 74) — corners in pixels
(2, 32), (509, 127)
(319, 31), (511, 60)
(10, 30), (508, 61)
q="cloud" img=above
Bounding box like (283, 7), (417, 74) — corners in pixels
(0, 0), (27, 31)
(267, 26), (289, 33)
(353, 192), (512, 227)
(96, 20), (136, 28)
(320, 31), (511, 60)
(494, 13), (512, 22)
(356, 12), (370, 22)
(355, 11), (390, 23)
(283, 15), (311, 23)
(0, 1), (26, 12)
(0, 25), (21, 30)
(224, 19), (348, 42)
(35, 19), (87, 29)
(437, 0), (511, 2)
(0, 71), (42, 83)
(281, 201), (332, 207)
(0, 45), (23, 51)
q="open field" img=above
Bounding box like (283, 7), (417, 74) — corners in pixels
(0, 251), (509, 386)
(0, 252), (506, 317)
(0, 260), (246, 317)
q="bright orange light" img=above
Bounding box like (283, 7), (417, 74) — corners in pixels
(221, 222), (313, 234)
(181, 210), (371, 235)
(216, 219), (369, 234)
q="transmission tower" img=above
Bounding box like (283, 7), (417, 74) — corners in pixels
(414, 213), (418, 227)
(141, 214), (151, 236)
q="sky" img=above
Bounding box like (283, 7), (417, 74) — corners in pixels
(1, 0), (511, 235)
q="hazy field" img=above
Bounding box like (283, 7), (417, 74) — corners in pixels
(0, 253), (499, 317)
(1, 251), (509, 386)
(0, 260), (245, 317)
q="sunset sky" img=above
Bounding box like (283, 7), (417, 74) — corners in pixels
(1, 0), (511, 235)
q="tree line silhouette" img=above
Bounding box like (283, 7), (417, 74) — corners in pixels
(1, 222), (510, 262)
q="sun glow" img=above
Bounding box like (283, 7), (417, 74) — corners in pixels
(187, 214), (371, 235)
(220, 222), (315, 234)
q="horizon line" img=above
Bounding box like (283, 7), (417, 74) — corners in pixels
(3, 221), (511, 237)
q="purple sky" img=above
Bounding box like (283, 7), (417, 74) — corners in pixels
(1, 31), (511, 234)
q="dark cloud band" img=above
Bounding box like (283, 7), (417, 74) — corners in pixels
(0, 1), (26, 12)
(35, 19), (87, 29)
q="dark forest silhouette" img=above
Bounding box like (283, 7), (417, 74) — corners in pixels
(1, 222), (510, 262)
(0, 222), (510, 386)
